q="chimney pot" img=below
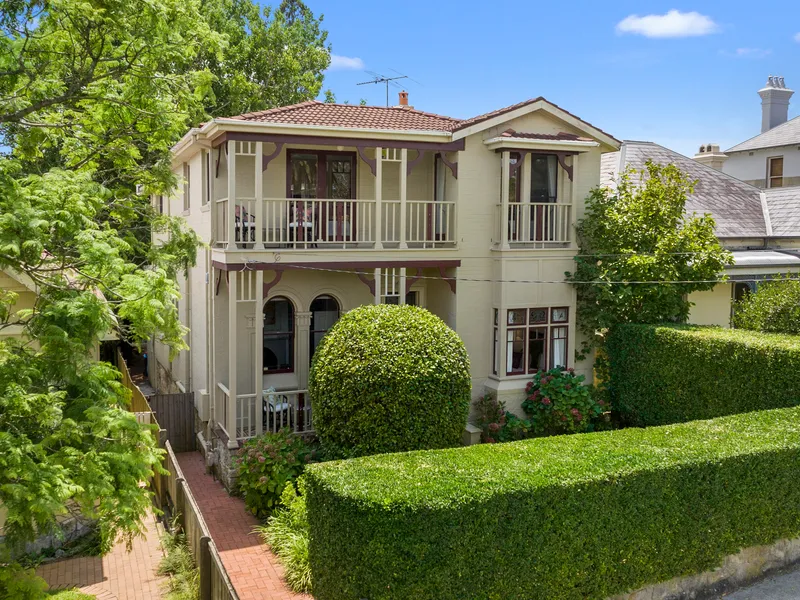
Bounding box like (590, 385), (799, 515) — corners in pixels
(398, 91), (408, 106)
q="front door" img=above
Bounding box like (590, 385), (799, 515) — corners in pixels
(288, 151), (356, 243)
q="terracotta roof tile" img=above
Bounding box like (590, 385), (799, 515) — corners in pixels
(227, 101), (461, 132)
(500, 129), (594, 142)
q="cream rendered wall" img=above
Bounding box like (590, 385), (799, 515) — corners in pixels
(724, 147), (800, 187)
(453, 110), (605, 415)
(689, 284), (733, 327)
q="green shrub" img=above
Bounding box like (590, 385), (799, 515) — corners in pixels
(521, 367), (605, 434)
(233, 430), (313, 517)
(733, 276), (800, 334)
(158, 517), (199, 600)
(0, 560), (48, 600)
(256, 478), (312, 594)
(309, 304), (471, 456)
(607, 324), (800, 426)
(305, 406), (800, 600)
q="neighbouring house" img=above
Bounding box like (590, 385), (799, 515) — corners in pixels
(602, 139), (800, 327)
(152, 93), (620, 483)
(698, 76), (800, 190)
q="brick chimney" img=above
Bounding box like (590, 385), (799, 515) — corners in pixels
(759, 76), (794, 133)
(398, 91), (409, 107)
(693, 143), (727, 170)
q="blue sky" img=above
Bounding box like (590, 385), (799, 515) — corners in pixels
(304, 1), (800, 157)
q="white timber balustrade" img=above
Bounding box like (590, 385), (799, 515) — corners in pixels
(505, 202), (572, 246)
(236, 390), (314, 440)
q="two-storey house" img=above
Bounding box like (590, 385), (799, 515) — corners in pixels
(152, 93), (620, 475)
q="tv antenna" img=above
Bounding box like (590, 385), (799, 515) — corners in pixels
(357, 71), (410, 107)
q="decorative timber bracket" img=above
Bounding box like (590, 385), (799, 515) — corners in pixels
(437, 152), (458, 179)
(263, 270), (284, 298)
(261, 142), (284, 172)
(499, 149), (575, 182)
(438, 265), (456, 294)
(356, 271), (376, 296)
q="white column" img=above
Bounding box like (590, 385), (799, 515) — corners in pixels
(209, 150), (217, 245)
(500, 151), (511, 250)
(521, 153), (532, 206)
(374, 148), (383, 250)
(399, 148), (408, 249)
(254, 142), (264, 250)
(374, 267), (381, 304)
(570, 154), (579, 248)
(399, 267), (407, 305)
(296, 312), (312, 390)
(227, 271), (238, 448)
(227, 141), (237, 249)
(209, 263), (216, 425)
(254, 270), (263, 436)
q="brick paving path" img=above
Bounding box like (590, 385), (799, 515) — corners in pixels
(37, 508), (166, 600)
(176, 451), (309, 600)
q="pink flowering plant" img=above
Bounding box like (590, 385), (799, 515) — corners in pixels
(234, 429), (314, 518)
(521, 367), (606, 435)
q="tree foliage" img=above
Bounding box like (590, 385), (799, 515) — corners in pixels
(0, 0), (218, 562)
(732, 275), (800, 335)
(197, 0), (330, 117)
(566, 161), (732, 358)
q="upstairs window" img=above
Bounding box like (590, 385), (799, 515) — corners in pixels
(201, 150), (210, 206)
(768, 156), (783, 188)
(530, 155), (558, 203)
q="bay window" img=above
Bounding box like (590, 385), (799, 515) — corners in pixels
(503, 307), (569, 375)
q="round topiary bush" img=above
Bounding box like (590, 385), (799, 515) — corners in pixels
(309, 304), (471, 456)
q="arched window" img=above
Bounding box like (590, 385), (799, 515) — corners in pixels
(263, 297), (294, 373)
(310, 295), (340, 361)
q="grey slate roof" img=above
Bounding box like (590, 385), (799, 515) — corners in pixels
(601, 141), (769, 238)
(764, 187), (800, 236)
(726, 116), (800, 153)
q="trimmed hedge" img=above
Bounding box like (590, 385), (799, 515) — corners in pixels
(305, 407), (800, 600)
(308, 304), (471, 456)
(607, 324), (800, 426)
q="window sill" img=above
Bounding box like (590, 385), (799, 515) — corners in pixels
(182, 209), (190, 216)
(201, 203), (211, 213)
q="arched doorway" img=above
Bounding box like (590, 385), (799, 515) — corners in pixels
(263, 296), (295, 373)
(309, 295), (340, 362)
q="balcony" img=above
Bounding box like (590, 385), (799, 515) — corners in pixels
(216, 382), (314, 442)
(214, 197), (457, 250)
(497, 202), (572, 248)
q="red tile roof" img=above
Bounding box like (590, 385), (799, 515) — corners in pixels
(227, 101), (461, 132)
(499, 129), (595, 142)
(220, 98), (620, 144)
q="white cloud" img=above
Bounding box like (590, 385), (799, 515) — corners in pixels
(328, 54), (365, 71)
(794, 32), (800, 43)
(721, 47), (772, 59)
(616, 10), (719, 38)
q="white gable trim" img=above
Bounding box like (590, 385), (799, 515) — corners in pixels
(452, 100), (620, 150)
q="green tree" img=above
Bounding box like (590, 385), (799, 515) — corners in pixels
(567, 161), (732, 359)
(197, 0), (330, 117)
(0, 0), (217, 574)
(733, 275), (800, 334)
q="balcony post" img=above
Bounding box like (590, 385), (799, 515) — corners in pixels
(227, 141), (237, 249)
(227, 270), (238, 448)
(254, 270), (263, 436)
(570, 153), (579, 247)
(374, 267), (381, 304)
(399, 267), (407, 304)
(254, 142), (264, 250)
(500, 151), (511, 249)
(399, 148), (408, 249)
(375, 148), (383, 249)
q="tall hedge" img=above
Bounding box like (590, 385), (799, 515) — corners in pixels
(606, 324), (800, 426)
(305, 407), (800, 600)
(308, 304), (471, 456)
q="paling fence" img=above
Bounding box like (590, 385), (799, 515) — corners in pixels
(118, 350), (238, 600)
